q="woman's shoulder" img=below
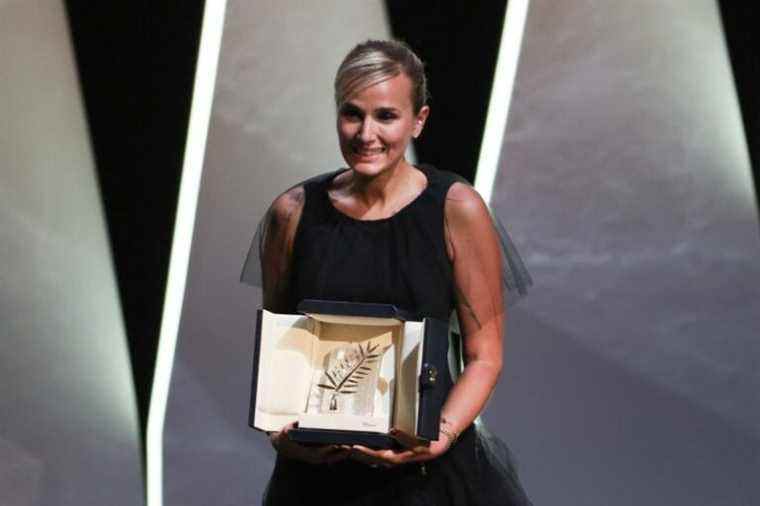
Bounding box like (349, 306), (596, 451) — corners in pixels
(417, 164), (492, 225)
(269, 168), (345, 213)
(420, 163), (469, 184)
(419, 164), (482, 205)
(444, 181), (492, 232)
(269, 185), (305, 221)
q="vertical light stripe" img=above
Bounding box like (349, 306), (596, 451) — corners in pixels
(474, 0), (530, 204)
(146, 1), (228, 505)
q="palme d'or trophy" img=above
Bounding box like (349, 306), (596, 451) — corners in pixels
(307, 341), (388, 417)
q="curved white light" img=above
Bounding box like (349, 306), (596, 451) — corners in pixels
(474, 0), (530, 204)
(146, 1), (228, 505)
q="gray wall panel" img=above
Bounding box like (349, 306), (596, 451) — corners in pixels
(0, 1), (143, 505)
(487, 0), (760, 504)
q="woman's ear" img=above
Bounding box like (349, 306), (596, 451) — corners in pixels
(413, 105), (430, 138)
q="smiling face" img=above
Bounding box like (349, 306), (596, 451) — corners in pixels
(337, 72), (429, 177)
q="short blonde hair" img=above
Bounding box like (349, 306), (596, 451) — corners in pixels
(334, 39), (429, 113)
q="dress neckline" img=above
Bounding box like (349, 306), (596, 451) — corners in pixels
(325, 164), (431, 223)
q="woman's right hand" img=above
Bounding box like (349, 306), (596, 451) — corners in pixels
(268, 422), (350, 465)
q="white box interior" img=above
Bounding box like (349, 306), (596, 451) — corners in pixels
(253, 310), (425, 436)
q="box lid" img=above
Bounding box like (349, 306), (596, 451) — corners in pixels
(297, 299), (416, 322)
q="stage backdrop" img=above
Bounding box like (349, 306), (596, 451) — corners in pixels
(0, 1), (143, 505)
(490, 0), (760, 504)
(159, 0), (760, 505)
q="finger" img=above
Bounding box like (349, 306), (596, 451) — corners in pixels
(313, 445), (342, 457)
(387, 450), (417, 464)
(350, 445), (390, 460)
(346, 446), (387, 465)
(270, 422), (296, 446)
(390, 428), (423, 449)
(320, 447), (350, 464)
(402, 439), (449, 463)
(352, 445), (416, 465)
(350, 445), (405, 457)
(350, 445), (378, 455)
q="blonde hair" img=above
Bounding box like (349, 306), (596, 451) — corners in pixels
(334, 39), (429, 113)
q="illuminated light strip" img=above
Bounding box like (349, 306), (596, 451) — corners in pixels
(146, 1), (227, 505)
(474, 0), (531, 204)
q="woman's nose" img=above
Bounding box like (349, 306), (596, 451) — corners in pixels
(357, 118), (375, 141)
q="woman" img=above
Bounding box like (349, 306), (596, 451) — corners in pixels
(244, 39), (532, 505)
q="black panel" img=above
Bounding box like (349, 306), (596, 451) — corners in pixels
(248, 309), (264, 428)
(297, 299), (414, 320)
(718, 2), (760, 217)
(63, 1), (206, 451)
(416, 316), (452, 440)
(287, 428), (401, 450)
(385, 1), (509, 183)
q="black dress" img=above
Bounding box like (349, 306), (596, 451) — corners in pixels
(246, 164), (533, 506)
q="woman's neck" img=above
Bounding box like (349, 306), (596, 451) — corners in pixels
(349, 159), (417, 207)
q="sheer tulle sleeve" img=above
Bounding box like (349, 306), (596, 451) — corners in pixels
(444, 183), (506, 336)
(491, 211), (532, 306)
(442, 179), (532, 380)
(443, 181), (532, 323)
(239, 185), (304, 312)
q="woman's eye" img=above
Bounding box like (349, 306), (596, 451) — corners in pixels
(377, 111), (398, 121)
(340, 106), (362, 120)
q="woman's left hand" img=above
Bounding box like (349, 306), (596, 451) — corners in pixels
(347, 429), (451, 468)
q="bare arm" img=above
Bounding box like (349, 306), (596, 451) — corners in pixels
(440, 182), (505, 437)
(350, 182), (505, 466)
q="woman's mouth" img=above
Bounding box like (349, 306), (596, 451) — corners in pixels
(352, 146), (386, 158)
